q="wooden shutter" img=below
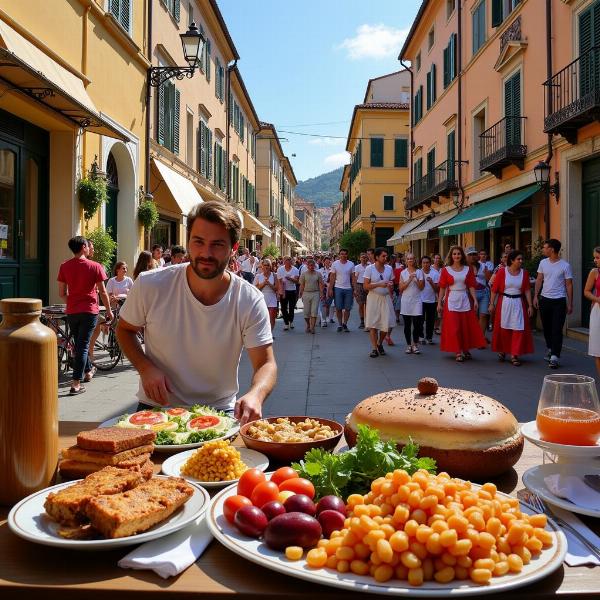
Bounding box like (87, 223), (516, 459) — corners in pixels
(199, 121), (206, 176)
(443, 46), (450, 88)
(383, 195), (394, 210)
(110, 0), (120, 19)
(492, 0), (503, 27)
(120, 0), (130, 31)
(579, 3), (600, 96)
(394, 138), (408, 167)
(207, 129), (213, 181)
(215, 58), (220, 97)
(414, 158), (423, 182)
(447, 130), (456, 180)
(504, 72), (521, 146)
(426, 70), (432, 109)
(431, 64), (437, 103)
(450, 34), (457, 80)
(370, 138), (383, 167)
(157, 83), (165, 146)
(240, 114), (245, 142)
(173, 0), (180, 22)
(205, 39), (211, 81)
(173, 88), (180, 154)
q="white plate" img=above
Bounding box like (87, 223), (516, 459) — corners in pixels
(161, 447), (269, 488)
(207, 483), (567, 597)
(523, 462), (600, 518)
(99, 415), (240, 452)
(8, 475), (210, 550)
(521, 421), (600, 459)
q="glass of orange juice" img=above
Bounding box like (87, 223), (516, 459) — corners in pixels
(536, 374), (600, 446)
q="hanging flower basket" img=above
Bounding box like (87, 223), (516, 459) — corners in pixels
(138, 198), (159, 232)
(78, 177), (108, 222)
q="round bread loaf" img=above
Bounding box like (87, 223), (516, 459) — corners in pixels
(344, 384), (523, 480)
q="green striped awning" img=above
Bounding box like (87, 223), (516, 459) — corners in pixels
(439, 184), (538, 236)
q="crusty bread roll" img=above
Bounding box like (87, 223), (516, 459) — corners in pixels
(344, 380), (523, 479)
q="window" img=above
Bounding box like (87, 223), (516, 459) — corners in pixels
(504, 70), (522, 145)
(157, 80), (180, 154)
(579, 1), (600, 97)
(198, 120), (213, 180)
(416, 51), (422, 72)
(443, 33), (457, 88)
(426, 148), (436, 185)
(492, 0), (521, 27)
(350, 141), (362, 182)
(230, 161), (239, 202)
(370, 137), (384, 167)
(108, 0), (131, 32)
(447, 129), (456, 179)
(383, 195), (394, 211)
(394, 138), (408, 167)
(473, 1), (486, 54)
(214, 141), (226, 191)
(413, 157), (423, 183)
(186, 110), (193, 167)
(447, 0), (456, 19)
(215, 58), (225, 101)
(426, 64), (437, 109)
(413, 85), (423, 124)
(473, 108), (486, 178)
(428, 26), (435, 50)
(161, 0), (180, 22)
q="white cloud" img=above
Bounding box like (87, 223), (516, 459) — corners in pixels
(308, 137), (344, 146)
(324, 152), (350, 169)
(337, 24), (409, 60)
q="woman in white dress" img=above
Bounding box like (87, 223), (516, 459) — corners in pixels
(584, 246), (600, 376)
(398, 253), (425, 354)
(254, 258), (278, 332)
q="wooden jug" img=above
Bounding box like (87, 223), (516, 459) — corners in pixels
(0, 298), (58, 505)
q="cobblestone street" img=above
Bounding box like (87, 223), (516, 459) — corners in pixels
(59, 307), (597, 425)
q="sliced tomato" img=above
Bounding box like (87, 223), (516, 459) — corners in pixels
(187, 415), (221, 430)
(166, 407), (189, 417)
(129, 411), (166, 426)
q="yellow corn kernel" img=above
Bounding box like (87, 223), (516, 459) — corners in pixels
(285, 546), (303, 561)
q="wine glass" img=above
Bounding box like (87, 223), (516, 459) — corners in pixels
(536, 374), (600, 449)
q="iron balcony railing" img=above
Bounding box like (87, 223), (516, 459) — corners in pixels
(543, 46), (600, 144)
(290, 225), (302, 241)
(405, 160), (459, 210)
(479, 116), (527, 177)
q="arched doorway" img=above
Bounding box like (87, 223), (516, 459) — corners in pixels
(105, 152), (118, 244)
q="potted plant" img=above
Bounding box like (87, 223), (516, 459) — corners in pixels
(86, 227), (117, 274)
(78, 177), (108, 223)
(261, 243), (280, 260)
(137, 198), (159, 247)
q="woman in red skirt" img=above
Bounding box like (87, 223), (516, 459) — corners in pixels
(437, 246), (487, 362)
(489, 250), (534, 366)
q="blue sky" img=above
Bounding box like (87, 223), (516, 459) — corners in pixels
(218, 0), (421, 182)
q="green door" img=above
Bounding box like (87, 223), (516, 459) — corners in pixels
(582, 157), (600, 328)
(0, 142), (19, 299)
(375, 227), (395, 255)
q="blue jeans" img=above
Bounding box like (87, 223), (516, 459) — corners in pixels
(334, 287), (353, 311)
(475, 287), (490, 315)
(67, 312), (98, 382)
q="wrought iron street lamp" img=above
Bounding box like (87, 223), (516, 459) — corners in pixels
(534, 160), (560, 202)
(148, 23), (206, 87)
(369, 212), (377, 235)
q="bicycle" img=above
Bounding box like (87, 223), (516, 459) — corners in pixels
(41, 306), (75, 374)
(90, 302), (123, 371)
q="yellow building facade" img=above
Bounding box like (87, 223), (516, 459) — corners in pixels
(0, 0), (149, 303)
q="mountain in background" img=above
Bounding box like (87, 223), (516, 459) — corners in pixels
(295, 166), (344, 207)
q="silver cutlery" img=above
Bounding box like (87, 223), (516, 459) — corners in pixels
(583, 474), (600, 494)
(518, 489), (600, 561)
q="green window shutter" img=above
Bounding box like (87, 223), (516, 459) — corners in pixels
(173, 0), (180, 22)
(504, 71), (521, 145)
(449, 34), (457, 81)
(120, 0), (130, 32)
(370, 138), (383, 167)
(199, 121), (206, 176)
(157, 83), (165, 146)
(213, 141), (218, 186)
(394, 138), (408, 167)
(426, 70), (432, 109)
(443, 45), (449, 88)
(383, 195), (394, 210)
(579, 4), (597, 96)
(492, 0), (503, 27)
(205, 39), (211, 81)
(240, 115), (245, 142)
(414, 158), (423, 181)
(229, 97), (234, 126)
(447, 130), (456, 180)
(419, 86), (423, 121)
(110, 0), (119, 19)
(215, 58), (220, 98)
(207, 129), (213, 181)
(173, 87), (180, 154)
(427, 148), (436, 176)
(432, 63), (437, 102)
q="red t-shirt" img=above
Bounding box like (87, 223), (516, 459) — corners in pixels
(393, 266), (404, 285)
(57, 257), (107, 314)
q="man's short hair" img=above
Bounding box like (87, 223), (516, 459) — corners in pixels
(367, 248), (375, 253)
(68, 236), (87, 254)
(339, 248), (349, 254)
(421, 255), (431, 262)
(545, 238), (561, 254)
(186, 201), (241, 247)
(171, 245), (185, 256)
(152, 244), (163, 252)
(374, 247), (387, 258)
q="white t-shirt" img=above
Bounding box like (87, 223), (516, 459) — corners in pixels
(539, 258), (573, 299)
(155, 257), (165, 267)
(240, 257), (258, 274)
(331, 260), (355, 289)
(476, 262), (493, 288)
(106, 276), (134, 297)
(364, 264), (394, 296)
(400, 269), (424, 316)
(119, 264), (272, 410)
(420, 269), (440, 304)
(276, 265), (300, 291)
(319, 266), (331, 285)
(254, 272), (278, 308)
(354, 263), (368, 284)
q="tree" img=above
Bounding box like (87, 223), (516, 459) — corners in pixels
(337, 229), (371, 261)
(261, 243), (280, 260)
(86, 227), (117, 273)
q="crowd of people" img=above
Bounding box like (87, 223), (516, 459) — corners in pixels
(56, 215), (600, 401)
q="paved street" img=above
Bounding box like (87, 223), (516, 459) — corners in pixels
(59, 305), (597, 425)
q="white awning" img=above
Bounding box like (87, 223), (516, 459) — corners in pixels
(152, 158), (204, 216)
(294, 241), (309, 253)
(0, 21), (127, 140)
(282, 230), (295, 244)
(386, 216), (428, 245)
(243, 210), (271, 238)
(403, 209), (459, 242)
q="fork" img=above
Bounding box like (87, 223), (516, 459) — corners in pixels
(520, 490), (600, 562)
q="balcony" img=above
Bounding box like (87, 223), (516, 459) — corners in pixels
(290, 224), (302, 241)
(479, 117), (527, 178)
(405, 160), (459, 210)
(543, 47), (600, 145)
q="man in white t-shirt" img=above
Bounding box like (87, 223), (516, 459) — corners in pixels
(276, 256), (300, 331)
(240, 250), (259, 284)
(353, 253), (369, 329)
(328, 248), (355, 332)
(152, 244), (165, 267)
(117, 201), (276, 424)
(533, 238), (573, 369)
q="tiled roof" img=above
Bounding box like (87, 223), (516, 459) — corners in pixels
(356, 102), (409, 110)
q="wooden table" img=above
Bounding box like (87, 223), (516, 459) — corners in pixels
(0, 421), (598, 599)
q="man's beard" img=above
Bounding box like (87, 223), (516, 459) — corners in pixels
(190, 256), (228, 279)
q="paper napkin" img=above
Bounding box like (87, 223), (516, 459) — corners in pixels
(544, 474), (600, 511)
(118, 516), (213, 579)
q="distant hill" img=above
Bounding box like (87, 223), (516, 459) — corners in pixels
(296, 167), (344, 207)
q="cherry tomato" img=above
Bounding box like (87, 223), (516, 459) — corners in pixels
(223, 495), (253, 524)
(279, 477), (315, 499)
(237, 468), (267, 498)
(270, 466), (299, 487)
(251, 481), (280, 508)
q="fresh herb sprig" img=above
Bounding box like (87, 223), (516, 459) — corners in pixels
(292, 424), (436, 499)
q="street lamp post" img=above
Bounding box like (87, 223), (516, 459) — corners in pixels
(148, 23), (206, 88)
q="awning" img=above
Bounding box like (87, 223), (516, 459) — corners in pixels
(0, 21), (127, 141)
(386, 216), (428, 245)
(242, 210), (271, 238)
(282, 230), (295, 244)
(152, 158), (204, 216)
(294, 241), (309, 253)
(440, 184), (538, 236)
(404, 209), (459, 242)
